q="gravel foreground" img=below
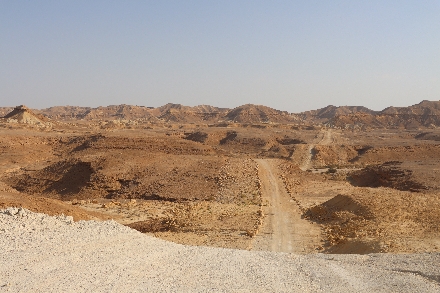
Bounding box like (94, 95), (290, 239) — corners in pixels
(1, 208), (439, 292)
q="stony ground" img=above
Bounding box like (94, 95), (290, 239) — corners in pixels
(1, 208), (439, 292)
(1, 125), (440, 253)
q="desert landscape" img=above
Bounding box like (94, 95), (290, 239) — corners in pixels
(1, 101), (440, 291)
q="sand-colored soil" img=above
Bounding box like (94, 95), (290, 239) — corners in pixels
(252, 159), (322, 253)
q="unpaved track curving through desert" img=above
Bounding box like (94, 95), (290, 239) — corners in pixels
(300, 129), (333, 171)
(252, 159), (321, 253)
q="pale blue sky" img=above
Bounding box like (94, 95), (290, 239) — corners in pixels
(1, 1), (439, 112)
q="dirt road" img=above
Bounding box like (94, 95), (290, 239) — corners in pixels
(300, 129), (333, 171)
(252, 159), (321, 253)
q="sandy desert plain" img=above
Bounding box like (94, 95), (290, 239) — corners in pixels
(1, 101), (440, 291)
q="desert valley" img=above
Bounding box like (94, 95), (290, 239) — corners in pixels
(1, 101), (440, 291)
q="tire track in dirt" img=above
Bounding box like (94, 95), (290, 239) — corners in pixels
(300, 130), (332, 171)
(251, 159), (321, 253)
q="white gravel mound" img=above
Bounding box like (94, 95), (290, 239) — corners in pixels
(1, 207), (439, 292)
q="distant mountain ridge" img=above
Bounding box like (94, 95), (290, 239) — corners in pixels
(1, 103), (299, 124)
(328, 100), (440, 129)
(379, 100), (440, 115)
(2, 100), (440, 128)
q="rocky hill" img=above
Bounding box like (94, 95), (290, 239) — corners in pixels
(38, 106), (91, 120)
(300, 105), (376, 120)
(1, 105), (50, 125)
(80, 105), (157, 121)
(328, 100), (440, 129)
(152, 103), (228, 123)
(380, 100), (440, 115)
(224, 104), (299, 123)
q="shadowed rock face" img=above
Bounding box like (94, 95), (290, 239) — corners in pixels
(6, 159), (94, 197)
(219, 131), (238, 144)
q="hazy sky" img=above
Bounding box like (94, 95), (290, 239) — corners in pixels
(1, 1), (440, 112)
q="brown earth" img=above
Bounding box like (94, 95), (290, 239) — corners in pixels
(251, 159), (322, 253)
(1, 103), (440, 254)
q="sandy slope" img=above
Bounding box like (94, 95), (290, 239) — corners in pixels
(1, 208), (439, 292)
